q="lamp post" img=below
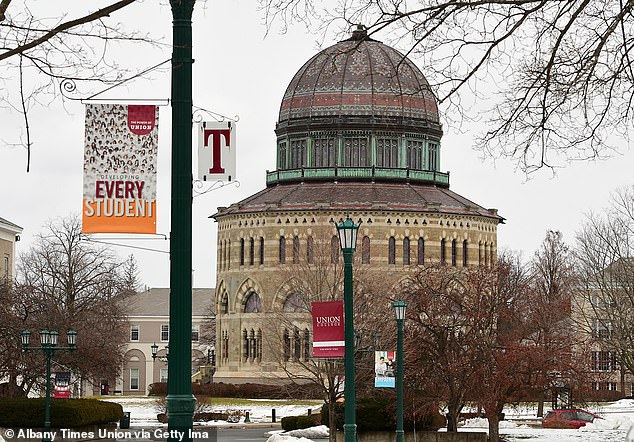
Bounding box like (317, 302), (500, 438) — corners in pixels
(151, 343), (169, 362)
(335, 214), (360, 442)
(392, 301), (407, 442)
(168, 1), (196, 440)
(20, 329), (77, 442)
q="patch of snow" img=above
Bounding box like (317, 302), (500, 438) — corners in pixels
(265, 435), (313, 442)
(286, 425), (329, 438)
(461, 418), (488, 428)
(581, 415), (633, 431)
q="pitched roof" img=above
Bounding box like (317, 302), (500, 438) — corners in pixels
(127, 287), (214, 317)
(0, 216), (23, 233)
(212, 182), (503, 222)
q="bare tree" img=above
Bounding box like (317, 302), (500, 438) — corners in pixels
(574, 186), (634, 389)
(260, 0), (634, 173)
(264, 228), (397, 441)
(9, 214), (136, 394)
(1, 1), (163, 171)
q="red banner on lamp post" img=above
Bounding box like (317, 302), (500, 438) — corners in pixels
(312, 301), (345, 358)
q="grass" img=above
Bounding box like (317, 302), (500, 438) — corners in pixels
(199, 397), (323, 407)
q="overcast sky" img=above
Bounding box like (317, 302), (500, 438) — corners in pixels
(1, 1), (632, 289)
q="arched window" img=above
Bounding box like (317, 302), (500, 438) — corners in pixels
(407, 141), (424, 169)
(249, 238), (255, 266)
(428, 143), (438, 170)
(244, 292), (262, 313)
(294, 328), (301, 361)
(462, 240), (468, 267)
(307, 236), (314, 264)
(441, 238), (446, 264)
(293, 236), (300, 264)
(240, 238), (245, 266)
(478, 241), (483, 266)
(342, 137), (369, 167)
(283, 329), (291, 361)
(388, 237), (396, 264)
(331, 235), (339, 264)
(451, 239), (457, 266)
(377, 139), (398, 167)
(221, 293), (228, 314)
(490, 244), (495, 266)
(303, 329), (310, 361)
(417, 238), (425, 265)
(278, 142), (287, 169)
(260, 237), (265, 265)
(279, 236), (286, 264)
(314, 138), (336, 167)
(290, 140), (306, 168)
(403, 237), (410, 265)
(226, 239), (231, 269)
(283, 293), (305, 313)
(362, 236), (370, 264)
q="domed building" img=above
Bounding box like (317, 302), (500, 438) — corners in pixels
(212, 26), (503, 382)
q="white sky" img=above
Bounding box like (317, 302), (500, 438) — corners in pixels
(1, 1), (632, 289)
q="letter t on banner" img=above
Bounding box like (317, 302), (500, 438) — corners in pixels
(312, 301), (345, 358)
(197, 121), (236, 181)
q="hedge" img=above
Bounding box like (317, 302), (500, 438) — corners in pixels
(320, 395), (445, 432)
(0, 398), (123, 428)
(149, 382), (322, 399)
(281, 414), (320, 431)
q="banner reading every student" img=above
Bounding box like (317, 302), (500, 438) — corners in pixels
(82, 104), (158, 234)
(312, 301), (345, 358)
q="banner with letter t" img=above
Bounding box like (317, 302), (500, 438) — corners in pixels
(198, 121), (236, 181)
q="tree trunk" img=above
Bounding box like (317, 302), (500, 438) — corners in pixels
(488, 414), (500, 442)
(446, 403), (461, 432)
(537, 390), (544, 418)
(328, 400), (337, 442)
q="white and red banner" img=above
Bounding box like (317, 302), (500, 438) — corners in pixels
(311, 301), (345, 358)
(82, 104), (158, 234)
(198, 121), (236, 181)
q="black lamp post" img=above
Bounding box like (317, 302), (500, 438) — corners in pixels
(392, 300), (407, 442)
(335, 213), (360, 442)
(151, 343), (169, 362)
(20, 329), (77, 442)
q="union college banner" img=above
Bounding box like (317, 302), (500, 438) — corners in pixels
(312, 301), (345, 358)
(82, 104), (158, 234)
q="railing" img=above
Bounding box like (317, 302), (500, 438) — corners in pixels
(266, 167), (450, 187)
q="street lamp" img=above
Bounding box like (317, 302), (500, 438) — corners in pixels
(21, 329), (78, 442)
(392, 300), (407, 442)
(151, 343), (169, 362)
(335, 213), (360, 442)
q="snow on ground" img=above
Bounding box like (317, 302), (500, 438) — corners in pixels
(100, 396), (321, 427)
(101, 396), (634, 441)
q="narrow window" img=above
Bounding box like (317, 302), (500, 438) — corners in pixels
(428, 143), (438, 170)
(403, 237), (410, 265)
(294, 328), (301, 361)
(240, 238), (245, 266)
(478, 241), (483, 266)
(250, 329), (256, 361)
(441, 238), (446, 264)
(161, 325), (169, 342)
(283, 329), (291, 361)
(331, 235), (339, 264)
(130, 325), (140, 342)
(227, 239), (231, 269)
(130, 368), (139, 390)
(490, 244), (494, 266)
(159, 368), (168, 383)
(243, 329), (249, 362)
(484, 243), (489, 267)
(303, 329), (310, 361)
(260, 237), (265, 265)
(451, 239), (457, 266)
(462, 240), (468, 267)
(362, 236), (370, 264)
(417, 238), (425, 265)
(388, 237), (396, 264)
(279, 236), (286, 264)
(191, 325), (200, 342)
(278, 142), (287, 169)
(221, 293), (228, 314)
(307, 236), (314, 264)
(256, 329), (263, 360)
(293, 236), (300, 264)
(244, 292), (262, 313)
(249, 238), (255, 266)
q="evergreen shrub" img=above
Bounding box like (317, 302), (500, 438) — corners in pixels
(0, 398), (123, 428)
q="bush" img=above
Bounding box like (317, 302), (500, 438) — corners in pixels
(281, 414), (319, 431)
(0, 398), (123, 428)
(320, 395), (445, 432)
(149, 382), (322, 399)
(281, 416), (298, 431)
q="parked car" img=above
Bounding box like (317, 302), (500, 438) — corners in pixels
(542, 409), (602, 429)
